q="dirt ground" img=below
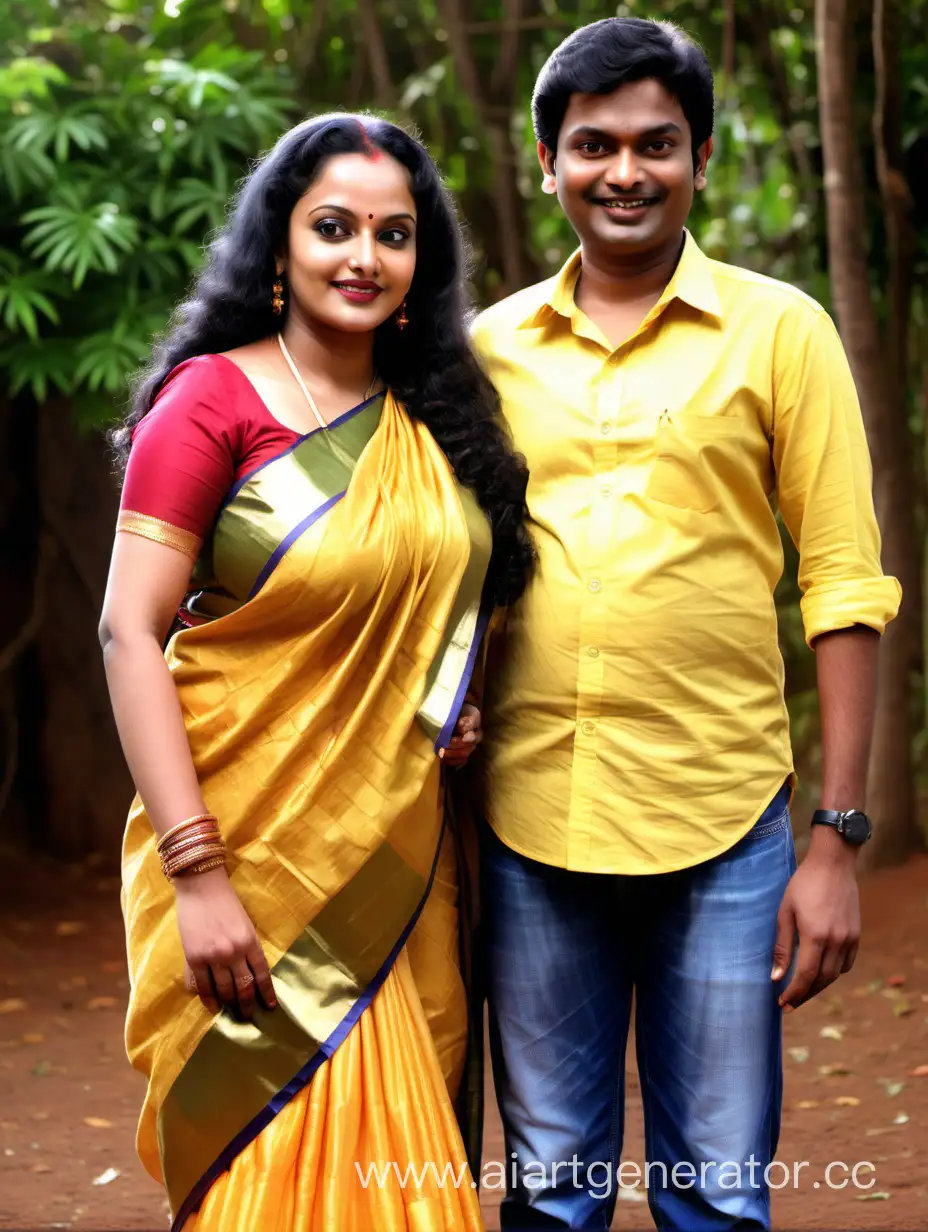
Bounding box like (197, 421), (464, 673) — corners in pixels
(1, 848), (926, 1232)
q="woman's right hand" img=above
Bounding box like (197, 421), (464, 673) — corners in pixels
(174, 866), (277, 1020)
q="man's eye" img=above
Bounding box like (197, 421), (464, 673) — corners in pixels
(316, 220), (348, 239)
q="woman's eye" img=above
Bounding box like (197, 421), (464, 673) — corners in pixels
(316, 219), (349, 239)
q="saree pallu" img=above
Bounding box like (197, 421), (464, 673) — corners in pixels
(121, 391), (491, 1231)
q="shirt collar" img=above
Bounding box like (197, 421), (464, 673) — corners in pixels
(519, 229), (723, 332)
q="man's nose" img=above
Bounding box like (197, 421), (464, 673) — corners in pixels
(605, 147), (643, 190)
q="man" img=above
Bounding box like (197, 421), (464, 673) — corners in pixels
(471, 17), (901, 1232)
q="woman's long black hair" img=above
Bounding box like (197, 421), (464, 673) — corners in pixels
(112, 113), (534, 606)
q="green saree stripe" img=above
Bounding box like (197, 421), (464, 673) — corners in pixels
(417, 485), (493, 748)
(159, 833), (427, 1214)
(209, 397), (383, 609)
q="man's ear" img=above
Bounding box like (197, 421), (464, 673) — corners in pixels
(537, 140), (557, 195)
(694, 136), (713, 191)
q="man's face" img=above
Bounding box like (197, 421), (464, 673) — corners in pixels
(541, 77), (711, 259)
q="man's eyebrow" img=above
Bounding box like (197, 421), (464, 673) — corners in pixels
(566, 122), (683, 140)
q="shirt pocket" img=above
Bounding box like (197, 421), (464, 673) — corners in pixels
(645, 411), (743, 514)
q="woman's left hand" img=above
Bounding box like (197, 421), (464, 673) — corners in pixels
(440, 703), (482, 768)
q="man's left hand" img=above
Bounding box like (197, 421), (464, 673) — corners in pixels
(771, 831), (860, 1013)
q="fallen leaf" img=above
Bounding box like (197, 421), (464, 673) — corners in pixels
(820, 1026), (846, 1041)
(31, 1060), (52, 1077)
(92, 1167), (121, 1186)
(21, 1033), (44, 1045)
(885, 1081), (905, 1098)
(86, 997), (117, 1011)
(796, 1100), (820, 1109)
(893, 1112), (909, 1125)
(31, 1162), (52, 1174)
(788, 1046), (810, 1063)
(819, 1063), (853, 1077)
(856, 1192), (892, 1201)
(886, 974), (906, 987)
(83, 1117), (113, 1129)
(911, 1065), (928, 1077)
(0, 999), (26, 1014)
(55, 921), (85, 937)
(835, 1096), (861, 1107)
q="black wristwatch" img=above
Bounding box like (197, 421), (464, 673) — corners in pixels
(811, 808), (872, 846)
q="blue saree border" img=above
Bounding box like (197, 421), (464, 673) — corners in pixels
(434, 596), (494, 753)
(219, 378), (384, 511)
(170, 819), (447, 1232)
(247, 490), (346, 600)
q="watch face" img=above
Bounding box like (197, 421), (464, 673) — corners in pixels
(840, 811), (872, 844)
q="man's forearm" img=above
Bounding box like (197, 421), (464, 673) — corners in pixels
(814, 624), (880, 806)
(810, 624), (880, 861)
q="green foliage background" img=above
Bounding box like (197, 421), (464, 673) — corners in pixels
(1, 0), (926, 808)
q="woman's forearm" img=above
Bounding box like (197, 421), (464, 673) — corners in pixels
(103, 633), (207, 839)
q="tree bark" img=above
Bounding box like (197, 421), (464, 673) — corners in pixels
(437, 0), (537, 296)
(356, 0), (397, 108)
(815, 0), (923, 867)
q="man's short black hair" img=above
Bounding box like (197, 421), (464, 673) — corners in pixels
(532, 17), (714, 160)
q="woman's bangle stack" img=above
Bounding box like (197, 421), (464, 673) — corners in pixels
(157, 813), (226, 880)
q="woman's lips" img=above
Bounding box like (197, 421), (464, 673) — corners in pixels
(332, 282), (383, 304)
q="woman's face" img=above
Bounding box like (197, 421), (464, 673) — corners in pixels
(282, 152), (417, 334)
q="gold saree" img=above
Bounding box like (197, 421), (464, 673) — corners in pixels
(120, 390), (490, 1231)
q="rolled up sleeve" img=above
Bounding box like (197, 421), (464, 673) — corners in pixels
(772, 301), (902, 646)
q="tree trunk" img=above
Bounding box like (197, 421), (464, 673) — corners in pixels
(34, 402), (133, 863)
(815, 0), (923, 867)
(436, 0), (538, 296)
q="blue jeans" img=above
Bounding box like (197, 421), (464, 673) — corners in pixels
(482, 783), (796, 1231)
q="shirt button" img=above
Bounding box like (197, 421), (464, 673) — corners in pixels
(600, 422), (613, 436)
(588, 578), (602, 593)
(581, 721), (596, 736)
(588, 646), (600, 659)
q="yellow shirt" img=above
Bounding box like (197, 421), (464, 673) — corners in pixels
(472, 233), (901, 875)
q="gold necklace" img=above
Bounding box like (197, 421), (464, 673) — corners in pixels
(276, 333), (379, 430)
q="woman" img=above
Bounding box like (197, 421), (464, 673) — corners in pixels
(100, 113), (532, 1231)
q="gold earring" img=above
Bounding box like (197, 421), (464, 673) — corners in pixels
(272, 274), (285, 316)
(395, 300), (409, 330)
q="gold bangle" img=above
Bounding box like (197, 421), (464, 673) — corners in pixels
(170, 855), (227, 880)
(157, 814), (218, 852)
(161, 838), (224, 868)
(161, 841), (226, 879)
(160, 828), (224, 858)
